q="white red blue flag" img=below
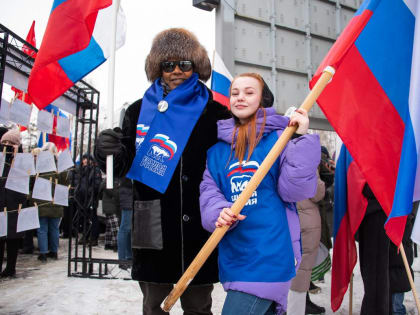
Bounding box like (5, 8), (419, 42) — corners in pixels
(211, 51), (233, 108)
(310, 0), (419, 310)
(38, 105), (70, 152)
(331, 139), (367, 311)
(28, 0), (126, 110)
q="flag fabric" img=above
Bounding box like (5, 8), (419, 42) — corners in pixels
(410, 2), (420, 245)
(211, 51), (233, 108)
(22, 20), (37, 58)
(331, 139), (367, 311)
(38, 105), (70, 152)
(11, 20), (37, 132)
(310, 0), (419, 250)
(28, 0), (126, 110)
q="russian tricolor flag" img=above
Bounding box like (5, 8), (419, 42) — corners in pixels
(211, 51), (233, 108)
(28, 0), (126, 110)
(331, 139), (367, 311)
(311, 0), (419, 248)
(310, 0), (420, 309)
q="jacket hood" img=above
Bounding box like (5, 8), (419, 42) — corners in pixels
(217, 107), (289, 144)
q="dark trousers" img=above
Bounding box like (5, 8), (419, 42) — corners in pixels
(139, 281), (213, 315)
(358, 210), (391, 315)
(0, 239), (20, 272)
(61, 206), (73, 237)
(23, 229), (36, 251)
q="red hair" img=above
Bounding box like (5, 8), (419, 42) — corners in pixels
(229, 73), (267, 164)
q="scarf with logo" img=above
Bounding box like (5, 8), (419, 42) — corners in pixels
(126, 73), (208, 193)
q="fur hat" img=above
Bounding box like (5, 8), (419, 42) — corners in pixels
(0, 129), (21, 146)
(145, 28), (211, 82)
(0, 127), (8, 139)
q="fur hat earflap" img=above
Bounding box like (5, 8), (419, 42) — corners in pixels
(145, 28), (211, 82)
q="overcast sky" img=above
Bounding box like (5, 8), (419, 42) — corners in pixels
(1, 1), (216, 124)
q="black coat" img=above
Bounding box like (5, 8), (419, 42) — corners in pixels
(99, 178), (120, 216)
(0, 145), (27, 239)
(97, 88), (229, 284)
(71, 164), (102, 210)
(389, 211), (415, 293)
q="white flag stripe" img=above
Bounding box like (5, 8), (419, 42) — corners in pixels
(213, 51), (233, 81)
(409, 2), (420, 244)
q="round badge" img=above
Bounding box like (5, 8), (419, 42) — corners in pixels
(157, 100), (169, 112)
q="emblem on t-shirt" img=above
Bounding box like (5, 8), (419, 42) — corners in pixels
(227, 161), (259, 205)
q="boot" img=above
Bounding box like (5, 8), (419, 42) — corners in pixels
(0, 268), (16, 278)
(46, 252), (58, 260)
(309, 281), (321, 294)
(38, 254), (47, 262)
(306, 292), (325, 315)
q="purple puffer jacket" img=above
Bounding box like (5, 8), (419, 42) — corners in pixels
(199, 107), (320, 314)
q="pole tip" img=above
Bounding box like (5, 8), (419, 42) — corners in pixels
(323, 66), (336, 76)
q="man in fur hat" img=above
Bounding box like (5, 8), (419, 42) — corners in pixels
(95, 28), (229, 314)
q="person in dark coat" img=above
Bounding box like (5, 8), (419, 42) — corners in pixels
(71, 154), (102, 245)
(358, 183), (391, 315)
(95, 28), (230, 314)
(99, 177), (120, 251)
(389, 203), (416, 315)
(0, 129), (27, 277)
(117, 176), (133, 267)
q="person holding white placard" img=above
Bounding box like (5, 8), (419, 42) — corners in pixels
(0, 129), (27, 278)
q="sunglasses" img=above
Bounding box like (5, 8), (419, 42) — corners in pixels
(161, 61), (194, 73)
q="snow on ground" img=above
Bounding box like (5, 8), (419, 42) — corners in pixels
(1, 238), (420, 314)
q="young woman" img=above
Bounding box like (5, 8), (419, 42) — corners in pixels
(200, 73), (320, 314)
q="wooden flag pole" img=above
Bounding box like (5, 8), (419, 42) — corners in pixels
(161, 66), (336, 312)
(105, 0), (121, 189)
(400, 243), (420, 313)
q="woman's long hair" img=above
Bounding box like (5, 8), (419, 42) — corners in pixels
(229, 73), (267, 164)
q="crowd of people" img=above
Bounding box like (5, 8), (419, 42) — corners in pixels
(1, 26), (417, 315)
(0, 128), (133, 277)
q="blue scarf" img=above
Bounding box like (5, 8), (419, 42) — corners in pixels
(126, 73), (208, 193)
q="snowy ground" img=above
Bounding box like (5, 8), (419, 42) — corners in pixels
(1, 238), (420, 314)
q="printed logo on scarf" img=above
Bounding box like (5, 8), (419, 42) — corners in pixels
(139, 134), (178, 176)
(135, 124), (149, 151)
(227, 161), (259, 205)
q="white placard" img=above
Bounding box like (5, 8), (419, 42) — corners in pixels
(16, 206), (40, 233)
(0, 98), (10, 124)
(37, 110), (54, 134)
(36, 150), (57, 173)
(56, 115), (70, 138)
(9, 99), (32, 127)
(0, 152), (5, 177)
(57, 149), (74, 172)
(13, 153), (36, 175)
(5, 167), (29, 194)
(0, 212), (7, 237)
(54, 183), (69, 206)
(32, 177), (53, 201)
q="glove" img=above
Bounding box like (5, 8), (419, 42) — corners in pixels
(95, 128), (124, 157)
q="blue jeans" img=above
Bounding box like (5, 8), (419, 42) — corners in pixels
(37, 217), (61, 254)
(392, 292), (406, 315)
(222, 290), (276, 315)
(117, 209), (132, 261)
